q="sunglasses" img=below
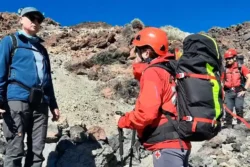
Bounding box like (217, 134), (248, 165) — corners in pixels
(24, 14), (43, 24)
(226, 57), (234, 61)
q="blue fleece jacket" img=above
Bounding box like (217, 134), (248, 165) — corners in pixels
(19, 30), (44, 85)
(0, 32), (58, 111)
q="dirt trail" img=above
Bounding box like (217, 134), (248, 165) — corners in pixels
(50, 55), (133, 136)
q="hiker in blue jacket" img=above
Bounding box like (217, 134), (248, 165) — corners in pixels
(0, 7), (60, 167)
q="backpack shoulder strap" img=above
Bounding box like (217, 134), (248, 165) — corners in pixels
(147, 61), (177, 77)
(237, 63), (246, 85)
(149, 63), (172, 72)
(8, 34), (18, 77)
(146, 61), (177, 83)
(41, 45), (52, 74)
(224, 67), (229, 78)
(9, 34), (18, 59)
(237, 64), (243, 75)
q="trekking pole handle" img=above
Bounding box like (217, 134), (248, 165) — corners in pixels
(115, 111), (125, 166)
(115, 111), (125, 116)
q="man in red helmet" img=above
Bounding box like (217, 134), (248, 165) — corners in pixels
(223, 48), (250, 127)
(116, 27), (191, 167)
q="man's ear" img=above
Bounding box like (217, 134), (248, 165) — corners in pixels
(19, 16), (24, 25)
(146, 49), (155, 58)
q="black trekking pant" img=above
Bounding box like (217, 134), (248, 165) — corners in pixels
(2, 101), (48, 167)
(224, 90), (244, 125)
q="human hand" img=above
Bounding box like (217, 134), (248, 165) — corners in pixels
(0, 109), (5, 115)
(0, 101), (6, 115)
(237, 91), (246, 97)
(115, 111), (125, 126)
(115, 114), (121, 125)
(52, 108), (60, 121)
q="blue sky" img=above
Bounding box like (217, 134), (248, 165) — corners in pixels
(0, 0), (249, 33)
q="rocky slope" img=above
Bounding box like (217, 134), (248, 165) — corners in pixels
(0, 12), (250, 167)
(207, 22), (250, 66)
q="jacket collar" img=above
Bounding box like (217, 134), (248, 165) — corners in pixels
(15, 31), (44, 43)
(148, 56), (170, 65)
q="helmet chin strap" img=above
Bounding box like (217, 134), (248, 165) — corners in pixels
(139, 54), (153, 64)
(144, 57), (153, 63)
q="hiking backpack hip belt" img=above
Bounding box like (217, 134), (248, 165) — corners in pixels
(139, 110), (218, 144)
(8, 81), (44, 105)
(140, 112), (179, 144)
(224, 86), (246, 92)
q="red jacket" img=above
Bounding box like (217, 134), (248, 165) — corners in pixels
(118, 57), (191, 151)
(223, 62), (249, 88)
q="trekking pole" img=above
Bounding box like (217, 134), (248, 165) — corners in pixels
(129, 129), (136, 167)
(118, 127), (124, 166)
(115, 111), (125, 166)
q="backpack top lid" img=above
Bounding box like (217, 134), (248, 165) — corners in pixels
(183, 34), (221, 60)
(181, 33), (222, 71)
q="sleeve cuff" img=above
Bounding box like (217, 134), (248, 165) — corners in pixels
(118, 116), (126, 128)
(49, 100), (58, 112)
(118, 112), (133, 129)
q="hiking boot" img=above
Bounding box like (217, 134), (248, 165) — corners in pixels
(222, 124), (233, 129)
(232, 119), (237, 125)
(237, 119), (242, 125)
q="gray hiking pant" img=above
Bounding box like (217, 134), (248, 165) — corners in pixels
(153, 149), (190, 167)
(224, 90), (244, 125)
(2, 101), (48, 167)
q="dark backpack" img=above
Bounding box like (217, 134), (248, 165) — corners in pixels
(149, 33), (223, 142)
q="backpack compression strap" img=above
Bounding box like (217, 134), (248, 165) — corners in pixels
(182, 116), (217, 132)
(176, 72), (217, 80)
